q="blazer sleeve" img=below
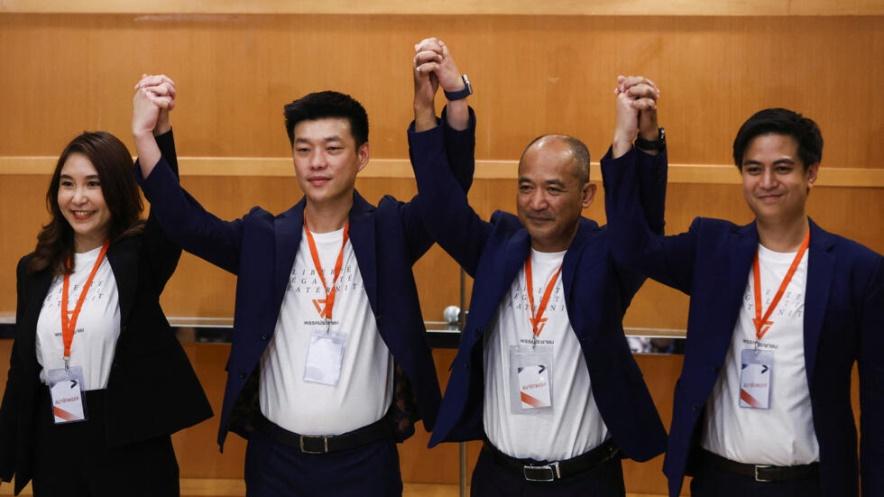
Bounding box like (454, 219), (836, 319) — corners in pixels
(135, 131), (244, 275)
(407, 116), (491, 277)
(399, 108), (478, 264)
(0, 258), (26, 481)
(138, 130), (183, 292)
(859, 255), (884, 497)
(604, 147), (669, 301)
(602, 146), (697, 294)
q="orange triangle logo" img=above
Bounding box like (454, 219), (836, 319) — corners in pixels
(312, 298), (327, 316)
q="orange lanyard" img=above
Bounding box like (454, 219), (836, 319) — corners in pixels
(61, 241), (110, 366)
(752, 231), (810, 341)
(304, 219), (349, 320)
(524, 256), (562, 337)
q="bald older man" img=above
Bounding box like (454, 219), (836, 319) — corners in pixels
(408, 61), (669, 496)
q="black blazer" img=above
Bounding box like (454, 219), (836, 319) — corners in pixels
(0, 134), (213, 495)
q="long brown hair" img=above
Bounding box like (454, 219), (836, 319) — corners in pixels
(28, 131), (144, 275)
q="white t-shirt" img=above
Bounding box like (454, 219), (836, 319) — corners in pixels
(702, 244), (819, 465)
(36, 245), (121, 391)
(259, 227), (394, 436)
(483, 249), (608, 461)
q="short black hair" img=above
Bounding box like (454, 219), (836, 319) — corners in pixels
(732, 108), (823, 170)
(283, 91), (369, 147)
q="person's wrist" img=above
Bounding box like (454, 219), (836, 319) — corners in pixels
(444, 74), (472, 101)
(133, 128), (155, 141)
(154, 120), (171, 136)
(638, 126), (659, 142)
(613, 130), (635, 147)
(413, 104), (435, 119)
(442, 75), (465, 93)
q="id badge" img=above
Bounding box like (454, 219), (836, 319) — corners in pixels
(303, 331), (346, 386)
(739, 349), (774, 409)
(46, 366), (87, 424)
(509, 346), (553, 414)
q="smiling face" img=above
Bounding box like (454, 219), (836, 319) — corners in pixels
(516, 137), (595, 252)
(57, 152), (111, 252)
(740, 133), (818, 225)
(292, 117), (369, 207)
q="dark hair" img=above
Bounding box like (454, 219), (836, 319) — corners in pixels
(28, 131), (144, 275)
(521, 134), (591, 184)
(732, 108), (823, 169)
(283, 91), (369, 148)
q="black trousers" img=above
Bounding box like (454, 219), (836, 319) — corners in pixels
(470, 448), (626, 497)
(690, 456), (821, 497)
(32, 389), (179, 497)
(244, 424), (402, 497)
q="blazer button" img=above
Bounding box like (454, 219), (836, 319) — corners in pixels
(239, 372), (247, 380)
(260, 335), (269, 341)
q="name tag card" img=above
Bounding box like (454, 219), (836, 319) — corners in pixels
(509, 346), (554, 414)
(303, 330), (346, 386)
(739, 349), (774, 409)
(46, 366), (87, 424)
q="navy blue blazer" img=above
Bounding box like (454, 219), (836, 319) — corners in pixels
(136, 122), (475, 448)
(408, 124), (668, 463)
(603, 154), (884, 497)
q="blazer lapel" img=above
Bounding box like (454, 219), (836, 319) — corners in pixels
(273, 200), (306, 310)
(466, 227), (530, 342)
(802, 219), (835, 383)
(561, 219), (595, 297)
(348, 192), (378, 312)
(503, 229), (531, 299)
(711, 223), (758, 360)
(107, 239), (139, 326)
(18, 268), (54, 369)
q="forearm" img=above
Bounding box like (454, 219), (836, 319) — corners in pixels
(134, 131), (162, 179)
(636, 147), (668, 235)
(408, 123), (487, 275)
(442, 105), (476, 193)
(414, 103), (437, 132)
(444, 99), (469, 131)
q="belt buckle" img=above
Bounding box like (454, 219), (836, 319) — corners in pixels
(299, 435), (329, 454)
(522, 462), (560, 482)
(754, 464), (773, 483)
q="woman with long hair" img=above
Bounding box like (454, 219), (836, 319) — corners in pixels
(0, 97), (212, 496)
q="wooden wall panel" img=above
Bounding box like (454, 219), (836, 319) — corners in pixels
(0, 15), (883, 170)
(3, 0), (884, 16)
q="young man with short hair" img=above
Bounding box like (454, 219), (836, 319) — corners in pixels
(130, 65), (474, 496)
(604, 107), (884, 497)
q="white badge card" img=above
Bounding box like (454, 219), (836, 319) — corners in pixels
(739, 349), (774, 409)
(46, 366), (87, 424)
(509, 346), (553, 414)
(304, 331), (346, 386)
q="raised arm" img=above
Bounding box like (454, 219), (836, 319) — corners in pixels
(400, 38), (483, 267)
(127, 76), (182, 291)
(132, 75), (244, 275)
(405, 38), (489, 275)
(604, 75), (696, 294)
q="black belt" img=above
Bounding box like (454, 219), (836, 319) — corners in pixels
(698, 449), (819, 483)
(255, 412), (393, 454)
(483, 438), (620, 482)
